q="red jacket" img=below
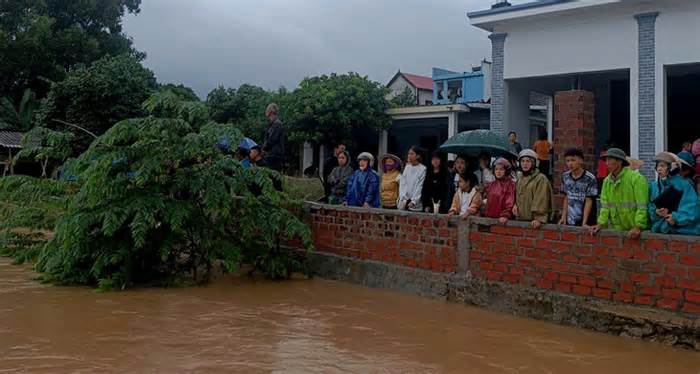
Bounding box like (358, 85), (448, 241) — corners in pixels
(484, 177), (516, 219)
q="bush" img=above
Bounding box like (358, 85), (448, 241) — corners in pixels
(30, 110), (311, 289)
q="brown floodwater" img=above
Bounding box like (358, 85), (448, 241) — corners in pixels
(1, 258), (699, 373)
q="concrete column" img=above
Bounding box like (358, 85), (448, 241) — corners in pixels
(302, 142), (313, 175)
(635, 11), (660, 178)
(378, 130), (388, 171)
(447, 112), (459, 161)
(488, 33), (508, 135)
(318, 145), (326, 178)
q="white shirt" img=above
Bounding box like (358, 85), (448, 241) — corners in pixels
(398, 163), (427, 211)
(459, 188), (477, 215)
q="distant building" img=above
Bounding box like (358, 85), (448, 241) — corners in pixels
(432, 61), (492, 105)
(386, 71), (434, 106)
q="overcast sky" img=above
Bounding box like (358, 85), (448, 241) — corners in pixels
(123, 0), (503, 97)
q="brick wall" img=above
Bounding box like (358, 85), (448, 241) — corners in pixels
(310, 205), (459, 273)
(552, 90), (596, 192)
(304, 205), (700, 316)
(468, 218), (700, 314)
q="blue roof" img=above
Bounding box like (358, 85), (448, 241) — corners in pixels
(467, 0), (569, 19)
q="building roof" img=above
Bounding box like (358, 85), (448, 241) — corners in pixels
(402, 73), (434, 91)
(467, 0), (567, 19)
(0, 131), (25, 149)
(388, 71), (434, 91)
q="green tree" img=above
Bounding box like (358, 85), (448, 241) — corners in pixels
(389, 86), (418, 108)
(206, 84), (278, 142)
(0, 88), (38, 131)
(15, 127), (75, 178)
(283, 73), (391, 148)
(0, 0), (142, 99)
(36, 54), (157, 153)
(159, 83), (200, 102)
(34, 93), (312, 289)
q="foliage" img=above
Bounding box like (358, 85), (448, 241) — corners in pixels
(0, 88), (39, 131)
(0, 176), (71, 264)
(0, 0), (142, 100)
(36, 54), (157, 153)
(285, 176), (325, 202)
(142, 90), (210, 130)
(32, 103), (311, 289)
(15, 127), (75, 178)
(159, 83), (200, 101)
(283, 72), (391, 148)
(390, 86), (418, 108)
(206, 84), (279, 142)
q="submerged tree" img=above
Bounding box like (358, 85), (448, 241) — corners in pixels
(34, 94), (312, 289)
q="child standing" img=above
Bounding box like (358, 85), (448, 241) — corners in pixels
(448, 172), (481, 219)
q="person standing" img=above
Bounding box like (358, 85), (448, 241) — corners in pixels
(558, 148), (598, 227)
(421, 151), (450, 214)
(476, 152), (495, 189)
(508, 131), (523, 155)
(398, 146), (427, 212)
(380, 154), (402, 209)
(484, 158), (516, 224)
(447, 155), (469, 205)
(323, 142), (346, 199)
(648, 152), (700, 235)
(513, 149), (553, 229)
(262, 103), (285, 172)
(344, 152), (380, 208)
(589, 148), (649, 238)
(448, 172), (481, 219)
(326, 150), (353, 205)
(533, 131), (553, 178)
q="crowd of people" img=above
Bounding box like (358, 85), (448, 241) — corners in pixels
(323, 137), (700, 238)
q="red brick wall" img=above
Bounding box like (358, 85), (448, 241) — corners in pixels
(553, 90), (596, 193)
(310, 205), (459, 273)
(468, 218), (700, 314)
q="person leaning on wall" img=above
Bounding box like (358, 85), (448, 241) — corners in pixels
(647, 151), (700, 236)
(343, 152), (380, 208)
(589, 148), (649, 239)
(513, 149), (553, 229)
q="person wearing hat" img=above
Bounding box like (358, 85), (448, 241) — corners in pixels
(513, 149), (553, 229)
(380, 153), (402, 209)
(398, 146), (427, 212)
(589, 148), (649, 238)
(343, 152), (380, 208)
(647, 152), (700, 235)
(484, 157), (516, 224)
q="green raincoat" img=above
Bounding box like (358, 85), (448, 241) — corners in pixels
(597, 167), (649, 231)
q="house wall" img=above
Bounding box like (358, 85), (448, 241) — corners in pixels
(417, 89), (433, 105)
(387, 75), (418, 103)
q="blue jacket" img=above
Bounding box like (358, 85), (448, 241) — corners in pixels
(344, 168), (380, 208)
(648, 175), (700, 235)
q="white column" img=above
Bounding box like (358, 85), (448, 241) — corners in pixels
(378, 130), (388, 172)
(505, 81), (531, 147)
(302, 142), (313, 175)
(318, 145), (326, 178)
(546, 95), (554, 144)
(447, 112), (459, 160)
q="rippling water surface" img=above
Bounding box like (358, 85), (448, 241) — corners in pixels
(1, 259), (699, 373)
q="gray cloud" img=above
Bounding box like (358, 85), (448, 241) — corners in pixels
(123, 0), (498, 97)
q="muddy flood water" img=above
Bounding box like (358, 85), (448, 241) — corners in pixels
(1, 259), (699, 373)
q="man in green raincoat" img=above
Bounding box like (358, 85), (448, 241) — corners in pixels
(590, 148), (649, 239)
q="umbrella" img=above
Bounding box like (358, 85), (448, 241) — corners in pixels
(438, 129), (517, 158)
(238, 137), (258, 150)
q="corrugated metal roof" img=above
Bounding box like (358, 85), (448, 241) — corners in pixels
(0, 131), (25, 149)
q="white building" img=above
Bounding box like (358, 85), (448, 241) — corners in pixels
(469, 0), (700, 177)
(386, 71), (435, 106)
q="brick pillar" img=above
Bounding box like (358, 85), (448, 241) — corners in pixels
(489, 33), (507, 135)
(552, 90), (596, 193)
(635, 12), (660, 179)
